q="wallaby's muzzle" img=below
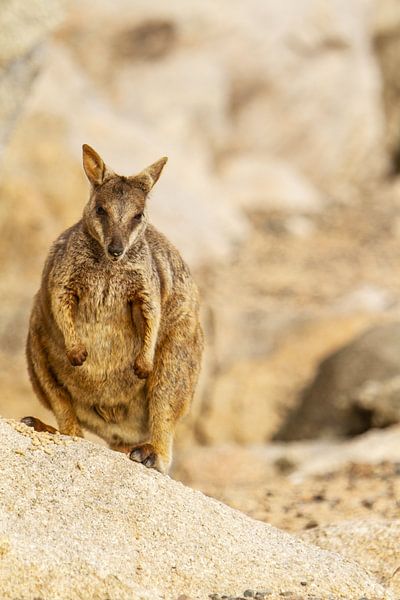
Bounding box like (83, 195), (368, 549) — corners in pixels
(107, 241), (124, 261)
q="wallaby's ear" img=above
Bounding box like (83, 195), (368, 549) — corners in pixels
(131, 157), (168, 193)
(82, 144), (113, 186)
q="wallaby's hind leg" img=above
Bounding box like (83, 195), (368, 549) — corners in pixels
(129, 319), (203, 473)
(26, 329), (83, 437)
(21, 416), (58, 434)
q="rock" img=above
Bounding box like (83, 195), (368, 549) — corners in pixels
(354, 376), (400, 428)
(0, 0), (64, 157)
(301, 519), (400, 595)
(276, 323), (400, 441)
(0, 418), (393, 599)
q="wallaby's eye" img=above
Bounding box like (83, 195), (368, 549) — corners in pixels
(96, 206), (106, 216)
(133, 212), (143, 222)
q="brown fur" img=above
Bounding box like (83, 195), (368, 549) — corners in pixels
(25, 144), (203, 473)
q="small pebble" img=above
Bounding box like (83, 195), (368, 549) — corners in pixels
(312, 493), (325, 502)
(243, 592), (254, 598)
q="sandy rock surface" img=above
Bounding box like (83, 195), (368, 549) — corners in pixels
(0, 418), (393, 600)
(301, 519), (400, 595)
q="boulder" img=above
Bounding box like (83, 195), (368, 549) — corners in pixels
(276, 322), (400, 440)
(0, 418), (393, 599)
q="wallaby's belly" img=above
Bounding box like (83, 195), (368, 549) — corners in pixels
(58, 294), (148, 444)
(76, 305), (139, 379)
(73, 297), (140, 389)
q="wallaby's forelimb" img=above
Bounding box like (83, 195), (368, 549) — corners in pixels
(52, 287), (87, 366)
(132, 289), (161, 379)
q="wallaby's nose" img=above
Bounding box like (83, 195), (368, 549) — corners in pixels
(107, 244), (123, 258)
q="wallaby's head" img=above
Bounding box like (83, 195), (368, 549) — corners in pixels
(82, 144), (167, 262)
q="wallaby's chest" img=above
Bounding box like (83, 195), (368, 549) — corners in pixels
(77, 273), (130, 321)
(74, 272), (141, 369)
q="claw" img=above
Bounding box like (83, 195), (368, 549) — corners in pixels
(129, 443), (157, 469)
(20, 416), (58, 434)
(133, 355), (152, 379)
(67, 344), (88, 367)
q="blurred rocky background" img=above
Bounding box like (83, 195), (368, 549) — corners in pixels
(2, 2), (400, 591)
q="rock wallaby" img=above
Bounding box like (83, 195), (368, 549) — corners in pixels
(24, 145), (203, 473)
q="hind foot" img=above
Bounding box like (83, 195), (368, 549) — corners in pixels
(129, 443), (169, 474)
(21, 416), (58, 434)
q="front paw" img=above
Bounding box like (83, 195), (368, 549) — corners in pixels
(67, 344), (88, 367)
(133, 355), (153, 379)
(129, 443), (169, 473)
